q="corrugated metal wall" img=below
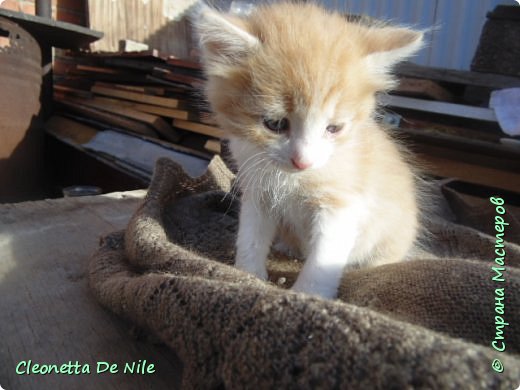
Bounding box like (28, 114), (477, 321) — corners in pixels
(320, 0), (511, 70)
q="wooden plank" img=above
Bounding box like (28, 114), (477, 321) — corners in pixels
(71, 66), (150, 84)
(50, 112), (212, 164)
(395, 78), (454, 102)
(402, 128), (520, 171)
(145, 75), (197, 92)
(55, 99), (160, 138)
(166, 57), (202, 71)
(0, 8), (103, 49)
(379, 95), (497, 122)
(87, 0), (192, 57)
(74, 49), (162, 59)
(67, 96), (167, 123)
(152, 68), (204, 88)
(415, 145), (520, 193)
(94, 82), (166, 96)
(88, 96), (191, 120)
(204, 139), (221, 154)
(91, 85), (180, 109)
(54, 84), (93, 99)
(395, 62), (520, 89)
(0, 192), (183, 390)
(76, 64), (123, 75)
(118, 39), (149, 52)
(63, 96), (181, 143)
(173, 119), (224, 138)
(45, 115), (99, 144)
(399, 118), (501, 143)
(103, 57), (161, 72)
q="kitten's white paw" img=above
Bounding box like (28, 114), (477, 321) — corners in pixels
(235, 261), (268, 280)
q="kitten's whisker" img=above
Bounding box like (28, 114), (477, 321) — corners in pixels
(222, 152), (270, 216)
(243, 158), (269, 193)
(236, 157), (267, 189)
(223, 151), (266, 202)
(235, 158), (268, 201)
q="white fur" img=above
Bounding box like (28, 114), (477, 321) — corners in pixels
(195, 6), (259, 76)
(364, 26), (425, 77)
(196, 4), (422, 300)
(234, 195), (276, 280)
(291, 206), (363, 298)
(231, 136), (368, 299)
(286, 103), (339, 170)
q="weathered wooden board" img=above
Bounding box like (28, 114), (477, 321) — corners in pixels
(87, 0), (197, 57)
(0, 192), (183, 389)
(91, 85), (180, 109)
(88, 96), (191, 120)
(172, 119), (224, 138)
(45, 115), (99, 144)
(379, 94), (497, 122)
(395, 62), (520, 89)
(204, 139), (221, 154)
(395, 78), (454, 102)
(63, 96), (180, 143)
(413, 144), (520, 193)
(55, 99), (160, 138)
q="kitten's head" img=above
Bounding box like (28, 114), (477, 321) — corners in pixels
(195, 2), (423, 172)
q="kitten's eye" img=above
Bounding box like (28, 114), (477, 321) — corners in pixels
(326, 124), (343, 134)
(263, 117), (290, 133)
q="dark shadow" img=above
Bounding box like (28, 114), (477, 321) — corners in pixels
(0, 18), (46, 203)
(0, 114), (48, 203)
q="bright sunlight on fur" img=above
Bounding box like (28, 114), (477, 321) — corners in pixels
(195, 1), (424, 298)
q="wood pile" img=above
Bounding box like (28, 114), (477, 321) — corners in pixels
(52, 50), (222, 157)
(381, 62), (520, 193)
(50, 50), (520, 193)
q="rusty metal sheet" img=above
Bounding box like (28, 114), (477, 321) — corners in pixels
(0, 17), (42, 202)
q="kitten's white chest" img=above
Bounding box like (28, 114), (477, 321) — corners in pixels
(242, 165), (310, 228)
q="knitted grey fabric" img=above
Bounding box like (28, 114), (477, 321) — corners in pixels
(89, 157), (520, 389)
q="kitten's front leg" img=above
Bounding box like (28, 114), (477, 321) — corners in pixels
(235, 196), (277, 280)
(292, 208), (360, 298)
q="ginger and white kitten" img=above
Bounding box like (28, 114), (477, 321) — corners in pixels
(195, 2), (423, 298)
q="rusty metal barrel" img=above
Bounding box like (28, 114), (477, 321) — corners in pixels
(0, 17), (43, 203)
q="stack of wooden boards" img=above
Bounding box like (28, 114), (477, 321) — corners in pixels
(381, 62), (520, 193)
(50, 51), (520, 193)
(51, 50), (222, 156)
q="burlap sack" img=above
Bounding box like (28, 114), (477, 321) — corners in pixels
(89, 156), (520, 389)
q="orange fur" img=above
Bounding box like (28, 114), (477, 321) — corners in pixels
(195, 2), (425, 295)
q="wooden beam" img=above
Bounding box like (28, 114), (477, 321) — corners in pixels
(91, 85), (180, 108)
(395, 62), (520, 89)
(94, 82), (166, 96)
(45, 115), (99, 144)
(62, 96), (180, 143)
(55, 99), (159, 138)
(86, 96), (190, 121)
(395, 78), (454, 102)
(204, 139), (221, 154)
(173, 119), (224, 138)
(401, 128), (520, 171)
(415, 146), (520, 193)
(379, 95), (497, 122)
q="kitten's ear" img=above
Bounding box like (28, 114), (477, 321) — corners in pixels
(363, 26), (424, 72)
(193, 5), (259, 74)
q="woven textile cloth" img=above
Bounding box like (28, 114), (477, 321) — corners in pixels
(89, 157), (520, 389)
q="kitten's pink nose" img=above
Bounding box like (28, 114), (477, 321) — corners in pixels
(291, 157), (312, 170)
